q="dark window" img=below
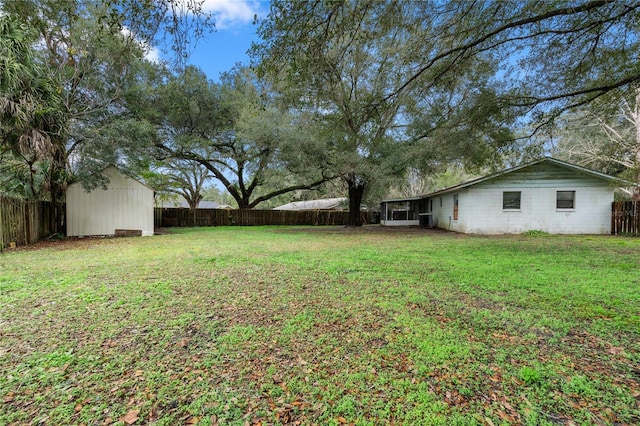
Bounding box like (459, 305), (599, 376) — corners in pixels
(453, 194), (459, 220)
(556, 191), (575, 209)
(503, 191), (521, 210)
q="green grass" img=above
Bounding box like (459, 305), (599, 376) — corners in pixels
(1, 226), (639, 425)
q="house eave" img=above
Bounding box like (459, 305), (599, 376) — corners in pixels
(424, 157), (632, 198)
(380, 196), (422, 203)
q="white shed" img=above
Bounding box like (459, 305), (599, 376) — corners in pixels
(66, 166), (154, 237)
(381, 158), (626, 234)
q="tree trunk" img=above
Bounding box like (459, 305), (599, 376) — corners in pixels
(633, 88), (640, 201)
(53, 184), (64, 235)
(346, 175), (365, 227)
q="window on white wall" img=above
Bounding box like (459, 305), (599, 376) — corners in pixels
(503, 191), (521, 209)
(556, 191), (575, 209)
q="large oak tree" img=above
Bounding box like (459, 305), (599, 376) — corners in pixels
(254, 0), (640, 225)
(126, 65), (336, 209)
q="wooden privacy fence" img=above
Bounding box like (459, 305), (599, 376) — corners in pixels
(0, 197), (60, 251)
(612, 201), (640, 236)
(156, 208), (373, 228)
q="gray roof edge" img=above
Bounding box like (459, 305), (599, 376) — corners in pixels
(381, 157), (634, 203)
(424, 157), (631, 198)
(380, 196), (423, 203)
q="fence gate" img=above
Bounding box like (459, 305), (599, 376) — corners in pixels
(611, 201), (640, 236)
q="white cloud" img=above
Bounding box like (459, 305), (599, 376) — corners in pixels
(121, 27), (161, 63)
(201, 0), (262, 29)
(144, 46), (161, 63)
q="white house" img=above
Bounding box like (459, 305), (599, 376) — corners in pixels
(381, 157), (626, 234)
(66, 166), (154, 237)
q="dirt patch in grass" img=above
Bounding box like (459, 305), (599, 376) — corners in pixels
(7, 236), (109, 252)
(277, 224), (456, 235)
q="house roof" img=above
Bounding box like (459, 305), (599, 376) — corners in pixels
(273, 197), (347, 211)
(381, 157), (630, 203)
(164, 199), (220, 209)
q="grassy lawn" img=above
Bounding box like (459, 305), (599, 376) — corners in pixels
(1, 226), (639, 425)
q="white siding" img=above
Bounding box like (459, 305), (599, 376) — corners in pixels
(429, 163), (614, 234)
(431, 191), (469, 233)
(463, 179), (612, 234)
(384, 161), (616, 234)
(66, 166), (154, 237)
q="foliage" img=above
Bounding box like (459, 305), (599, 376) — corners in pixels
(0, 157), (52, 199)
(0, 15), (64, 199)
(104, 0), (215, 66)
(253, 1), (520, 225)
(552, 87), (640, 198)
(127, 65), (336, 208)
(2, 1), (146, 194)
(254, 0), (640, 224)
(385, 166), (478, 199)
(142, 160), (211, 210)
(1, 228), (639, 424)
(0, 0), (215, 200)
(201, 185), (237, 208)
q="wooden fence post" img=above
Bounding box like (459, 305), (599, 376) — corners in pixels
(153, 208), (381, 227)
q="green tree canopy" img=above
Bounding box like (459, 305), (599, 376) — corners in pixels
(126, 65), (336, 209)
(0, 15), (64, 199)
(552, 86), (640, 198)
(254, 0), (640, 225)
(0, 0), (215, 204)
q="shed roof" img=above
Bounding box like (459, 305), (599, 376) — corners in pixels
(67, 165), (155, 192)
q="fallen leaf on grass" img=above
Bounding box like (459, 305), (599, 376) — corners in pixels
(148, 406), (158, 422)
(177, 338), (190, 348)
(496, 410), (513, 422)
(608, 346), (624, 355)
(101, 339), (117, 349)
(120, 409), (140, 425)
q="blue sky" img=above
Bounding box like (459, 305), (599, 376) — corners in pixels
(151, 0), (269, 81)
